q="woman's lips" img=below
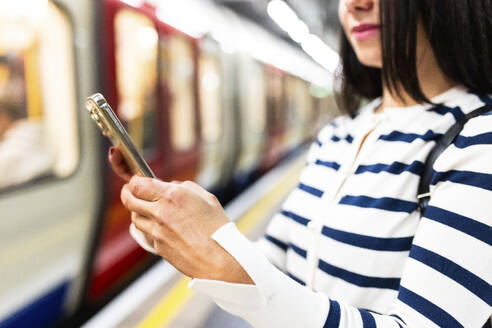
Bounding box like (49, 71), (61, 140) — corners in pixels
(352, 24), (380, 41)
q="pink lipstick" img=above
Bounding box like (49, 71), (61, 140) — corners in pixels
(352, 24), (380, 41)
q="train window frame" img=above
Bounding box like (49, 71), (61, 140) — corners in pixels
(113, 8), (160, 159)
(0, 0), (82, 195)
(160, 33), (197, 153)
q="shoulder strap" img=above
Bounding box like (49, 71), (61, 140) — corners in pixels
(417, 103), (492, 213)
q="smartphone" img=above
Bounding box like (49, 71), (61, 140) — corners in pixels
(86, 93), (156, 178)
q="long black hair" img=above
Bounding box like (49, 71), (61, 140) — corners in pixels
(336, 0), (492, 116)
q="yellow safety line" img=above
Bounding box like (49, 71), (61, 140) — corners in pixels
(136, 277), (192, 328)
(136, 157), (305, 328)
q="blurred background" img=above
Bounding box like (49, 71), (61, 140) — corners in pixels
(0, 0), (341, 327)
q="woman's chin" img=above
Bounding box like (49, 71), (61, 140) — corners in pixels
(354, 50), (382, 68)
(359, 57), (382, 68)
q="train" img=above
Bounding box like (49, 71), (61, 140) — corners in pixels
(0, 0), (337, 327)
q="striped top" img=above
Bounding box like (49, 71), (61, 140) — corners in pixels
(192, 86), (492, 327)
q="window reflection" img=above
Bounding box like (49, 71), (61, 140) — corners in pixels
(0, 54), (53, 189)
(199, 49), (222, 143)
(240, 57), (266, 134)
(115, 9), (159, 156)
(0, 2), (78, 191)
(161, 34), (196, 152)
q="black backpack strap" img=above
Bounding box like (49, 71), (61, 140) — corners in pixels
(417, 104), (492, 213)
(483, 316), (492, 328)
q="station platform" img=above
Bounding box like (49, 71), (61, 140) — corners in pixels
(82, 148), (308, 328)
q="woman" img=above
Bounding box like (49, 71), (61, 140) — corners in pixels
(110, 0), (492, 326)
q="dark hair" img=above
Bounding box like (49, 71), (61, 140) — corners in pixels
(336, 0), (492, 116)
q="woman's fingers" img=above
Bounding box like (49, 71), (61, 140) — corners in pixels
(121, 184), (156, 218)
(121, 176), (240, 282)
(108, 147), (133, 182)
(131, 212), (154, 236)
(128, 176), (172, 202)
(180, 180), (220, 206)
(180, 180), (207, 197)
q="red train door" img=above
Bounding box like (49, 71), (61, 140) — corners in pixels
(86, 0), (167, 304)
(85, 0), (202, 305)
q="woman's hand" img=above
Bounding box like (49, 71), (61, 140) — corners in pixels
(121, 176), (254, 285)
(108, 146), (133, 182)
(108, 146), (156, 245)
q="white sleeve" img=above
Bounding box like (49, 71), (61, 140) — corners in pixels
(129, 223), (158, 255)
(189, 222), (330, 328)
(189, 223), (410, 328)
(129, 208), (331, 327)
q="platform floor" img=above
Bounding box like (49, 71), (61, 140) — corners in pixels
(83, 149), (307, 328)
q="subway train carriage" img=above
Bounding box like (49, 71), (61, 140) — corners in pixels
(0, 0), (336, 327)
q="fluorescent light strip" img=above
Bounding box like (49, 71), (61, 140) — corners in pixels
(267, 0), (299, 34)
(149, 0), (332, 86)
(267, 0), (340, 73)
(155, 1), (208, 38)
(301, 34), (340, 73)
(120, 0), (143, 8)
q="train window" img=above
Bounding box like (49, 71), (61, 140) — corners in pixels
(240, 57), (266, 133)
(161, 34), (196, 152)
(294, 78), (312, 123)
(114, 10), (159, 156)
(0, 1), (78, 191)
(199, 48), (222, 143)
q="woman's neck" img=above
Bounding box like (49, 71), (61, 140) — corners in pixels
(378, 27), (457, 111)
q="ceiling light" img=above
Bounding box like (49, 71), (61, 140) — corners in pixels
(301, 34), (339, 73)
(267, 0), (338, 74)
(120, 0), (143, 8)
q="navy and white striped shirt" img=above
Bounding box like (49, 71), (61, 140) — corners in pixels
(191, 86), (492, 327)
